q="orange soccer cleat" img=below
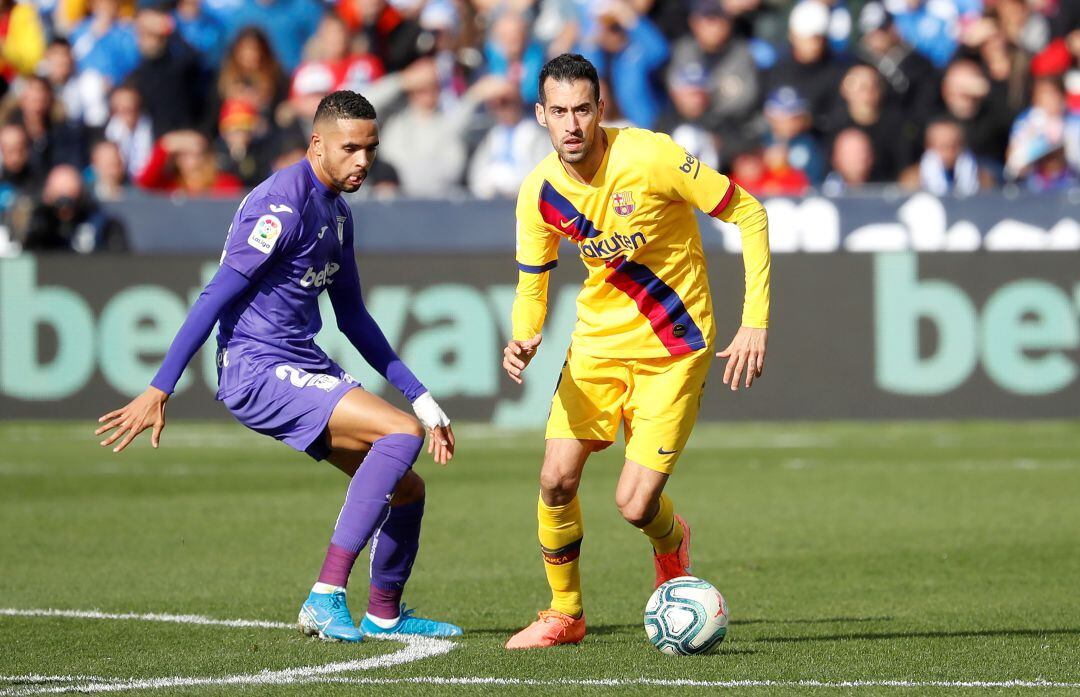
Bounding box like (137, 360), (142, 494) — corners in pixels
(653, 514), (692, 588)
(505, 610), (586, 649)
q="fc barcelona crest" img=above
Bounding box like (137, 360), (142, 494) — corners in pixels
(612, 191), (635, 216)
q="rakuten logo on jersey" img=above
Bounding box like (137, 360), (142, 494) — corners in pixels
(300, 261), (340, 288)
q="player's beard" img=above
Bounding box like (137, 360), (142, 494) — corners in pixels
(558, 129), (592, 163)
(336, 169), (367, 193)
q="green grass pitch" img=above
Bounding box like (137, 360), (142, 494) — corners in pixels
(1, 420), (1079, 695)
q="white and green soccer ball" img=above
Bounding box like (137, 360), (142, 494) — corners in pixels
(644, 576), (729, 655)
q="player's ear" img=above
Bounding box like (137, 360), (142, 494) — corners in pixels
(310, 130), (322, 158)
(534, 102), (546, 128)
(596, 97), (605, 123)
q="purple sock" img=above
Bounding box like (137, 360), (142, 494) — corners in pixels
(317, 544), (357, 588)
(368, 498), (424, 619)
(318, 433), (423, 587)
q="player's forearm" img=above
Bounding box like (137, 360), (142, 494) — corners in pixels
(511, 270), (551, 340)
(718, 185), (771, 328)
(336, 301), (426, 401)
(150, 264), (250, 394)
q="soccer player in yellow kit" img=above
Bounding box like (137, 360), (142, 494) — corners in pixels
(502, 55), (771, 649)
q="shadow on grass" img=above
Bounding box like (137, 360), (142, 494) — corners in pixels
(754, 627), (1080, 643)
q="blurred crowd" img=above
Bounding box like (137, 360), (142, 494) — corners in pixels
(0, 0), (1078, 251)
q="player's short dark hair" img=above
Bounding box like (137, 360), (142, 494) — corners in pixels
(314, 90), (377, 125)
(538, 54), (600, 106)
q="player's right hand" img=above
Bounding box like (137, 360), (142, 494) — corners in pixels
(95, 386), (169, 453)
(503, 334), (542, 384)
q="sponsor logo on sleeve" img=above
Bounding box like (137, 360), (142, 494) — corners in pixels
(247, 214), (282, 254)
(269, 203), (294, 214)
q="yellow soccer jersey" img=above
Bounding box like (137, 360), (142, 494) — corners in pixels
(513, 126), (770, 358)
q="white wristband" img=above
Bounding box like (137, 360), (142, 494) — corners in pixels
(411, 391), (450, 431)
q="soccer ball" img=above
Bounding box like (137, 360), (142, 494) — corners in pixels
(644, 576), (728, 655)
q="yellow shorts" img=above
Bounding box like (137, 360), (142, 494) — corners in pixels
(546, 347), (712, 474)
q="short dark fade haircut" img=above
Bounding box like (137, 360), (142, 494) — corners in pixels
(314, 90), (377, 124)
(537, 54), (600, 106)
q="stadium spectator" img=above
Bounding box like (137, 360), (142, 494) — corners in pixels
(213, 26), (289, 135)
(214, 97), (278, 185)
(40, 38), (110, 128)
(826, 63), (913, 181)
(22, 163), (127, 252)
(940, 58), (1013, 172)
(580, 0), (669, 128)
(467, 78), (549, 199)
(484, 9), (543, 105)
(656, 62), (721, 169)
(88, 138), (127, 201)
(128, 4), (204, 137)
(136, 129), (243, 195)
(0, 0), (46, 79)
(1005, 74), (1078, 191)
(340, 0), (427, 74)
(899, 116), (991, 196)
(103, 83), (153, 178)
(822, 127), (875, 195)
(224, 0), (322, 71)
(762, 86), (824, 185)
(379, 59), (502, 197)
(728, 140), (809, 196)
(666, 0), (760, 137)
(173, 0), (227, 70)
(3, 75), (86, 171)
(293, 15), (383, 97)
(68, 0), (140, 86)
(766, 0), (847, 134)
(0, 122), (37, 192)
(891, 0), (966, 69)
(856, 2), (939, 131)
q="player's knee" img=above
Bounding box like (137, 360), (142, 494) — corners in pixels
(615, 495), (653, 528)
(384, 414), (424, 440)
(393, 470), (425, 504)
(539, 468), (579, 502)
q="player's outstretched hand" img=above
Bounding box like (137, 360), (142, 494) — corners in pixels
(717, 327), (767, 391)
(503, 334), (542, 384)
(95, 386), (169, 453)
(412, 392), (455, 466)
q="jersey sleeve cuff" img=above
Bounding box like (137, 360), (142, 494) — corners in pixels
(708, 182), (736, 217)
(518, 260), (558, 274)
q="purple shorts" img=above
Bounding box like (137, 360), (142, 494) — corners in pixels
(220, 359), (360, 461)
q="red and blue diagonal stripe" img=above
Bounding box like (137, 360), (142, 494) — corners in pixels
(605, 257), (706, 355)
(538, 181), (602, 242)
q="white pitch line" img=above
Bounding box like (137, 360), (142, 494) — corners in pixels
(0, 607), (455, 696)
(3, 608), (1077, 693)
(0, 608), (292, 630)
(318, 676), (1080, 689)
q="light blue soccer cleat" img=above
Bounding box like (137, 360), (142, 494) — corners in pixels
(359, 604), (463, 638)
(298, 590), (363, 642)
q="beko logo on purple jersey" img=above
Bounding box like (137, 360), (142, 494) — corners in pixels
(300, 262), (340, 288)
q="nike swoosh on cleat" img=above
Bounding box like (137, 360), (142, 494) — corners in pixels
(558, 216), (579, 230)
(658, 447), (678, 455)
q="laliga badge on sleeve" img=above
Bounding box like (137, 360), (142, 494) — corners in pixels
(248, 214), (282, 254)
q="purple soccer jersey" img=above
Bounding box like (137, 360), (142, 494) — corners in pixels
(215, 159), (352, 399)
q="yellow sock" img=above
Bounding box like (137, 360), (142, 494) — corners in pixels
(638, 494), (683, 555)
(537, 494), (583, 618)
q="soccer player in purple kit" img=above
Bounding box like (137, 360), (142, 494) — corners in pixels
(95, 91), (463, 642)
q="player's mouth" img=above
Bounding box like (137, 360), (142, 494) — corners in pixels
(563, 137), (584, 152)
(347, 172), (366, 186)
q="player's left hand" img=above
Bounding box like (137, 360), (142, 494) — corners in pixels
(412, 392), (455, 465)
(717, 326), (767, 391)
(95, 386), (169, 452)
